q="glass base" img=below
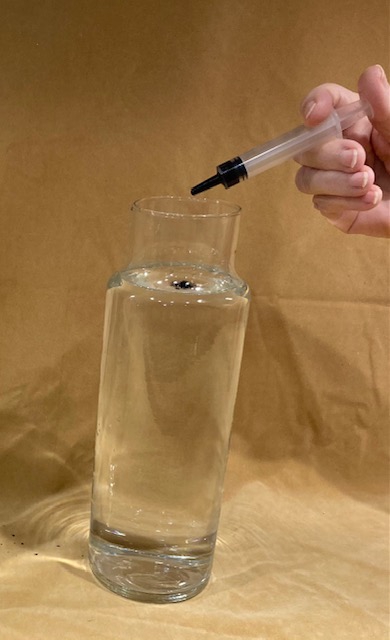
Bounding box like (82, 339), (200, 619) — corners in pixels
(89, 532), (213, 604)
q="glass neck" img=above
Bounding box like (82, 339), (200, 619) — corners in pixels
(128, 197), (241, 273)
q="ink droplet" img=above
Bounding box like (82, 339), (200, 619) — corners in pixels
(171, 280), (196, 290)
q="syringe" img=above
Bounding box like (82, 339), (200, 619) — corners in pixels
(190, 99), (372, 196)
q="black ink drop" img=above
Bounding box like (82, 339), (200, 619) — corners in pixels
(171, 280), (196, 290)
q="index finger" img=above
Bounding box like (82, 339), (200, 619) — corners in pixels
(301, 83), (359, 127)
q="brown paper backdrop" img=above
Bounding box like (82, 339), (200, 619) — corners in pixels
(0, 1), (389, 638)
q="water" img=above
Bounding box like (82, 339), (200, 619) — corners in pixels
(89, 263), (249, 602)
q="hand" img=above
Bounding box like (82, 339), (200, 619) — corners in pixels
(295, 65), (390, 237)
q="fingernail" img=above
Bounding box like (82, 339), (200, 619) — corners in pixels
(340, 148), (358, 169)
(351, 171), (369, 189)
(303, 100), (317, 120)
(374, 64), (388, 86)
(363, 190), (381, 206)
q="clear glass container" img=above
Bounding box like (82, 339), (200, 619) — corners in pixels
(89, 196), (250, 603)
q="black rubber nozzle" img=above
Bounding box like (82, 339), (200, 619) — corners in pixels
(190, 174), (222, 196)
(190, 157), (247, 196)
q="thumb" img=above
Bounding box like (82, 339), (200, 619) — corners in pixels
(358, 65), (390, 141)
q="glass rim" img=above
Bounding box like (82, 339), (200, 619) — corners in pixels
(131, 195), (241, 219)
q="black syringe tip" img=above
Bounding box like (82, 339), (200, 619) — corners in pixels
(190, 173), (222, 196)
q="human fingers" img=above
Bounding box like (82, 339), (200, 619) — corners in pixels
(359, 65), (390, 173)
(312, 185), (382, 213)
(299, 81), (373, 165)
(300, 83), (358, 127)
(312, 193), (389, 238)
(359, 65), (390, 141)
(295, 164), (375, 197)
(359, 65), (390, 172)
(294, 138), (366, 172)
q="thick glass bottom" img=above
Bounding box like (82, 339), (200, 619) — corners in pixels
(89, 528), (214, 604)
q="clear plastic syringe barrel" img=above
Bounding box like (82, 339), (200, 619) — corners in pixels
(240, 99), (372, 179)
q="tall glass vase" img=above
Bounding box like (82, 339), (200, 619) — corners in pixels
(89, 196), (250, 603)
